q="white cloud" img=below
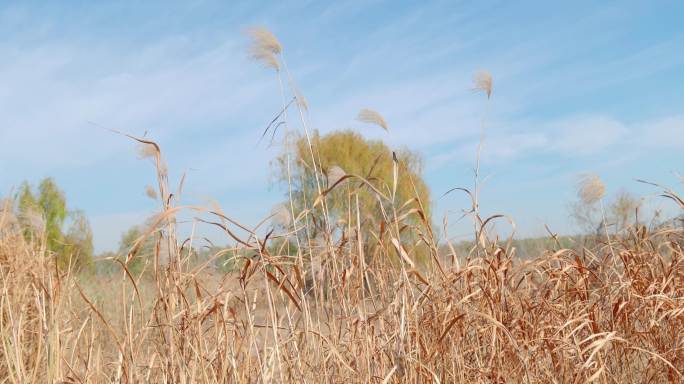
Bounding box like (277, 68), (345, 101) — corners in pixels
(425, 113), (684, 169)
(547, 115), (626, 155)
(634, 115), (684, 149)
(0, 36), (276, 173)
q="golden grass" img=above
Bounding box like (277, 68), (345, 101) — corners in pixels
(1, 150), (683, 382)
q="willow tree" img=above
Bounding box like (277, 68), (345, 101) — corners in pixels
(273, 130), (432, 252)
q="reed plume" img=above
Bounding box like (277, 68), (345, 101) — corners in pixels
(270, 203), (291, 227)
(357, 108), (389, 131)
(577, 173), (606, 205)
(145, 185), (158, 200)
(473, 70), (493, 99)
(247, 27), (282, 72)
(326, 165), (346, 186)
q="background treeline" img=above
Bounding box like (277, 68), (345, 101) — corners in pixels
(6, 145), (680, 277)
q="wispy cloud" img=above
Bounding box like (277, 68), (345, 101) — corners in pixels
(547, 115), (626, 155)
(634, 115), (684, 149)
(0, 35), (276, 174)
(426, 113), (684, 170)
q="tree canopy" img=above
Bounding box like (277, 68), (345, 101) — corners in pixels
(15, 178), (93, 270)
(273, 130), (431, 239)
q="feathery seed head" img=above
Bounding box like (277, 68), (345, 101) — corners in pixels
(247, 27), (282, 72)
(137, 143), (157, 159)
(327, 165), (346, 187)
(577, 173), (605, 205)
(250, 47), (280, 71)
(271, 203), (291, 227)
(158, 160), (168, 178)
(247, 27), (282, 54)
(473, 70), (493, 99)
(145, 185), (158, 200)
(357, 108), (389, 131)
(294, 88), (308, 112)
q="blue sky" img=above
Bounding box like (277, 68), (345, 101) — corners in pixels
(1, 1), (682, 252)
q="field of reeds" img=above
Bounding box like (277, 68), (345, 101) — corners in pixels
(1, 28), (684, 383)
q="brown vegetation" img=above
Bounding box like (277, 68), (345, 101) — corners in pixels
(1, 144), (683, 382)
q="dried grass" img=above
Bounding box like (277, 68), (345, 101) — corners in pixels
(2, 145), (682, 382)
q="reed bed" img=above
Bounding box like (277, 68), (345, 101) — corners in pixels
(1, 150), (683, 383)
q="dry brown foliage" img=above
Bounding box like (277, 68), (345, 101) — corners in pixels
(1, 144), (683, 382)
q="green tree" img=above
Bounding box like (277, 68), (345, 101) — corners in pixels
(37, 178), (68, 251)
(274, 130), (431, 247)
(15, 178), (93, 270)
(17, 178), (67, 250)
